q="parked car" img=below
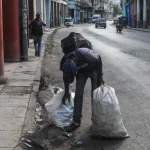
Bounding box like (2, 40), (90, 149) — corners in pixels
(95, 18), (107, 29)
(64, 17), (73, 27)
(92, 15), (100, 24)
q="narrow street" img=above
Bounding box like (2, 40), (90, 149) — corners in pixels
(2, 0), (150, 149)
(49, 22), (150, 150)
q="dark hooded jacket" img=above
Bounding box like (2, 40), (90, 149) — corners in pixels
(60, 48), (102, 73)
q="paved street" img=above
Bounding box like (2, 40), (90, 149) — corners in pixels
(51, 22), (150, 150)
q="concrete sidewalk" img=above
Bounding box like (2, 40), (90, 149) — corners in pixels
(127, 26), (150, 32)
(0, 29), (55, 150)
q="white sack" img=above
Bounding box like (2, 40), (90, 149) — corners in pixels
(50, 95), (74, 128)
(45, 84), (74, 116)
(92, 84), (129, 138)
(45, 88), (64, 115)
(45, 84), (75, 128)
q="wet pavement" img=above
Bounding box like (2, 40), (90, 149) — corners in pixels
(31, 22), (150, 150)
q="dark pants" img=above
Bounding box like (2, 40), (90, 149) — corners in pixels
(73, 69), (98, 123)
(33, 36), (42, 55)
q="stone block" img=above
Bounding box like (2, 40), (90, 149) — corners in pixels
(0, 118), (25, 130)
(0, 107), (27, 118)
(0, 98), (28, 107)
(2, 86), (32, 94)
(9, 73), (35, 81)
(0, 93), (30, 99)
(0, 148), (13, 150)
(0, 131), (21, 147)
(7, 81), (33, 87)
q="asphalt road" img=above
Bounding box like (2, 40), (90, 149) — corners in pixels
(53, 22), (150, 150)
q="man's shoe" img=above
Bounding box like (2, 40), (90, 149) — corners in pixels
(65, 122), (80, 132)
(35, 52), (38, 56)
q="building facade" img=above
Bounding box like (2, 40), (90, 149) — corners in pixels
(94, 0), (113, 20)
(0, 0), (68, 83)
(67, 0), (113, 23)
(0, 0), (68, 82)
(68, 0), (93, 24)
(68, 0), (80, 24)
(122, 0), (150, 28)
(107, 0), (113, 20)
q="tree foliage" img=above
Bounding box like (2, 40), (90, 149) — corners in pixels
(113, 4), (122, 17)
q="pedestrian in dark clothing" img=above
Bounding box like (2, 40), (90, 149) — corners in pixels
(116, 18), (123, 28)
(60, 48), (104, 132)
(28, 13), (46, 56)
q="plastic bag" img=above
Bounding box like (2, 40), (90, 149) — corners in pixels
(45, 84), (75, 128)
(92, 84), (129, 138)
(45, 88), (64, 115)
(51, 94), (75, 128)
(45, 84), (74, 115)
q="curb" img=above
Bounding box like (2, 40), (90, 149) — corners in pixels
(127, 26), (150, 32)
(14, 31), (54, 150)
(14, 27), (65, 150)
(22, 30), (55, 135)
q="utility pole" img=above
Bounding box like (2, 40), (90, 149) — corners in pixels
(21, 0), (28, 61)
(0, 0), (7, 84)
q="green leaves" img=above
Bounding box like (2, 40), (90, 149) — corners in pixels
(113, 4), (122, 17)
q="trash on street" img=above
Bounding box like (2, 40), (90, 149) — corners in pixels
(25, 138), (31, 143)
(76, 140), (83, 147)
(24, 142), (32, 148)
(45, 84), (75, 128)
(63, 132), (73, 138)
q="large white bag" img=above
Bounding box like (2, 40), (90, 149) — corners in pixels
(45, 84), (74, 116)
(45, 84), (75, 128)
(45, 88), (64, 115)
(92, 84), (129, 138)
(51, 98), (74, 128)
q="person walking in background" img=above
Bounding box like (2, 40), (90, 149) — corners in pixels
(28, 13), (46, 57)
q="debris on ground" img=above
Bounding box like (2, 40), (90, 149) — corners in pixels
(25, 138), (32, 143)
(27, 130), (34, 134)
(35, 103), (44, 125)
(38, 85), (61, 106)
(63, 132), (73, 138)
(76, 140), (83, 147)
(24, 142), (32, 148)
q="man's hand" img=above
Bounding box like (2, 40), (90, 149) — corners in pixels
(97, 76), (105, 87)
(62, 93), (70, 105)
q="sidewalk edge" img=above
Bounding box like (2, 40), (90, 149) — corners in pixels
(127, 26), (150, 32)
(22, 30), (56, 134)
(23, 26), (65, 134)
(14, 28), (62, 150)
